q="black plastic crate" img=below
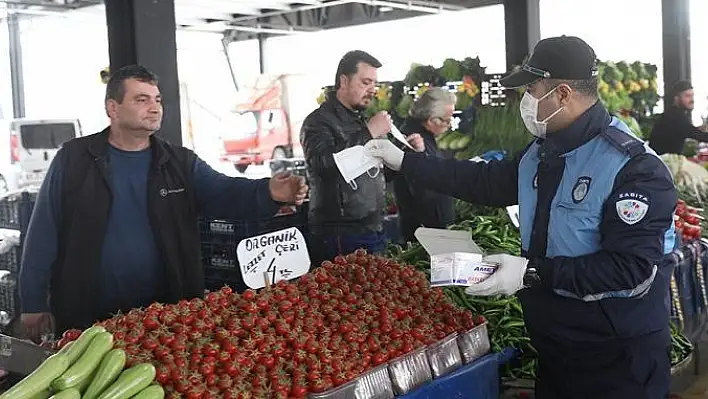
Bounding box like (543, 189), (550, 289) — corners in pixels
(201, 243), (237, 270)
(0, 246), (20, 274)
(0, 275), (16, 318)
(0, 192), (36, 232)
(199, 210), (309, 246)
(205, 268), (247, 293)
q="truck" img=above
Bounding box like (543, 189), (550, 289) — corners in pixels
(220, 74), (320, 173)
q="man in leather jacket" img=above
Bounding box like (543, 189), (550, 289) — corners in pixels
(300, 50), (392, 263)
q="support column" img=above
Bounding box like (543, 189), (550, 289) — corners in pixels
(8, 8), (25, 118)
(661, 0), (692, 110)
(104, 0), (182, 145)
(258, 33), (268, 74)
(503, 0), (540, 72)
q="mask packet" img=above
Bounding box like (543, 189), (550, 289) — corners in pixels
(333, 145), (382, 190)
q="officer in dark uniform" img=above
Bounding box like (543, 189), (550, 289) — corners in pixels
(365, 36), (677, 399)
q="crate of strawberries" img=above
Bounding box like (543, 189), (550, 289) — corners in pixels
(675, 200), (703, 243)
(20, 250), (491, 399)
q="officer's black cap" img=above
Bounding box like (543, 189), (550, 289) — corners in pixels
(500, 36), (599, 89)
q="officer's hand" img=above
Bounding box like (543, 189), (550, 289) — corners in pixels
(20, 312), (54, 343)
(367, 111), (392, 138)
(465, 254), (528, 296)
(364, 139), (405, 171)
(269, 172), (308, 205)
(406, 133), (425, 153)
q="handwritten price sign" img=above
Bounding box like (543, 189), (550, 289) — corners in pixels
(236, 227), (311, 289)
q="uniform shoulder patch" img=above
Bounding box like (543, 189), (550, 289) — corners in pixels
(615, 192), (649, 225)
(601, 127), (645, 157)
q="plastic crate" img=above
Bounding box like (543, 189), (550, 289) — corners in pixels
(675, 245), (697, 320)
(199, 211), (309, 246)
(0, 246), (20, 274)
(0, 192), (36, 232)
(204, 267), (247, 293)
(0, 274), (16, 318)
(400, 348), (515, 399)
(200, 211), (311, 292)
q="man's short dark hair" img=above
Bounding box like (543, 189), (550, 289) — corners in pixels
(334, 50), (382, 89)
(546, 77), (599, 99)
(672, 80), (693, 97)
(105, 65), (159, 103)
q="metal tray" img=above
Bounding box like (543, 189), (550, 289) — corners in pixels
(457, 321), (491, 364)
(308, 380), (357, 399)
(0, 334), (54, 376)
(354, 363), (394, 399)
(425, 332), (462, 378)
(387, 346), (432, 395)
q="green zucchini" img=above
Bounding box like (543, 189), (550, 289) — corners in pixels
(0, 354), (69, 399)
(48, 388), (80, 399)
(62, 326), (106, 366)
(27, 390), (51, 399)
(56, 341), (74, 356)
(52, 331), (114, 390)
(82, 349), (127, 399)
(131, 385), (164, 399)
(96, 363), (156, 399)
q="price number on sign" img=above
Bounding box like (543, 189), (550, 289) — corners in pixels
(236, 227), (311, 289)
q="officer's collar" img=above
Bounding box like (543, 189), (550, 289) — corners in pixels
(540, 101), (610, 157)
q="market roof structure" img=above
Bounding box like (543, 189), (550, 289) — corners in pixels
(0, 0), (501, 40)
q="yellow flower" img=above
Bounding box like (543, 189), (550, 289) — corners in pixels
(316, 90), (326, 105)
(376, 85), (390, 101)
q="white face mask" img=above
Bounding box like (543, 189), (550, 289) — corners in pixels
(332, 145), (381, 190)
(519, 86), (565, 138)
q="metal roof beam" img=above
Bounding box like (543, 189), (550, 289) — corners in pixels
(350, 0), (465, 13)
(228, 0), (355, 24)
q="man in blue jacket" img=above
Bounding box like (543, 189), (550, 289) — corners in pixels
(366, 36), (676, 398)
(20, 65), (307, 339)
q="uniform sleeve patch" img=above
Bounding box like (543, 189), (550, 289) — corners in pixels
(616, 198), (649, 225)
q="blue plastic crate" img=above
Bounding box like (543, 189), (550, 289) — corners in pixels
(401, 348), (515, 399)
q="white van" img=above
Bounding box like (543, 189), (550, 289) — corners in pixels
(0, 118), (82, 194)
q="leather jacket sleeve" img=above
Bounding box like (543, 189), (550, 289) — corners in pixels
(301, 117), (340, 180)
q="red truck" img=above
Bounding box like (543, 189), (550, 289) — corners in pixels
(220, 74), (319, 173)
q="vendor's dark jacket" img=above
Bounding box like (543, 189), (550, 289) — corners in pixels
(391, 119), (455, 242)
(649, 105), (708, 155)
(19, 128), (279, 333)
(300, 92), (385, 235)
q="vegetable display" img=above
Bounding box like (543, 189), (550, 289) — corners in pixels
(675, 199), (703, 242)
(389, 195), (697, 381)
(388, 209), (536, 380)
(50, 251), (481, 399)
(0, 334), (159, 399)
(670, 321), (693, 366)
